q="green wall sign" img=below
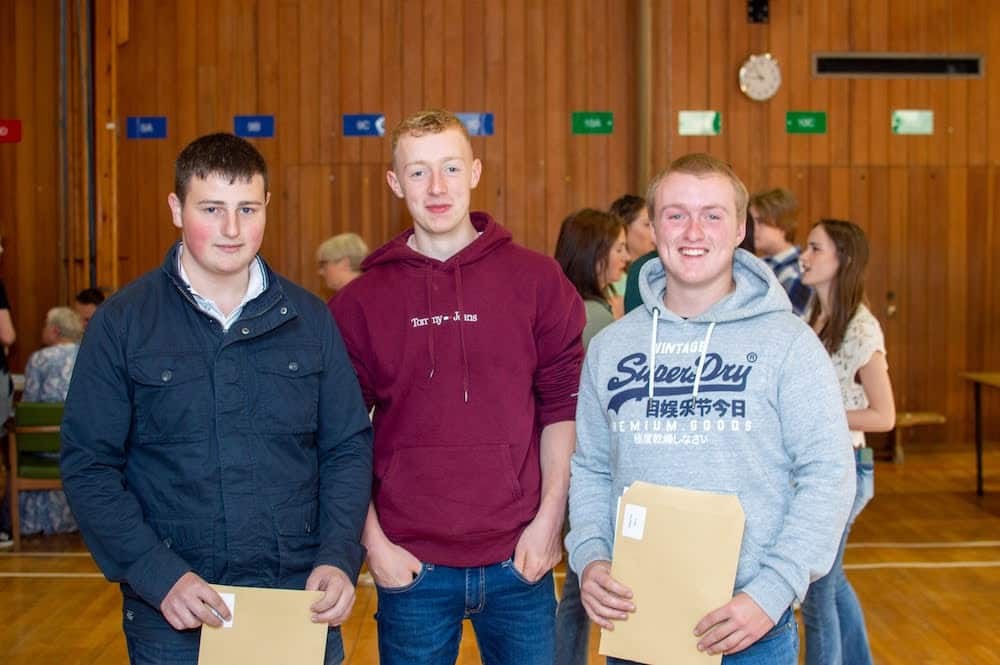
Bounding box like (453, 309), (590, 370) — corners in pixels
(786, 111), (827, 134)
(572, 112), (614, 134)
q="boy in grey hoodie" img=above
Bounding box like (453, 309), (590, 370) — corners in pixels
(566, 154), (854, 663)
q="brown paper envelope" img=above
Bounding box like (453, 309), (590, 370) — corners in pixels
(599, 481), (746, 665)
(198, 584), (327, 665)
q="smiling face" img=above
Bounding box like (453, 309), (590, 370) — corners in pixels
(386, 127), (482, 247)
(167, 173), (268, 291)
(652, 172), (746, 313)
(800, 223), (841, 289)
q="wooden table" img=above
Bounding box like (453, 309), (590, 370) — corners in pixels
(959, 371), (1000, 496)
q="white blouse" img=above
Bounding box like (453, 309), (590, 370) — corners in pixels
(830, 304), (887, 448)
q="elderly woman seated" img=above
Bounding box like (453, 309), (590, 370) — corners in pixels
(19, 306), (83, 536)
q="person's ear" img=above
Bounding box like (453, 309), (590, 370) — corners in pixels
(386, 170), (405, 199)
(168, 193), (183, 230)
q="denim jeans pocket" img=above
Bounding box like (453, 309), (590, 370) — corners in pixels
(756, 608), (796, 643)
(375, 562), (430, 594)
(501, 557), (547, 587)
(850, 454), (875, 523)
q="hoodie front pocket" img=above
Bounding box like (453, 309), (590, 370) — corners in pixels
(379, 443), (523, 539)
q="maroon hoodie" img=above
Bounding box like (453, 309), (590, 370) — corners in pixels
(330, 212), (585, 567)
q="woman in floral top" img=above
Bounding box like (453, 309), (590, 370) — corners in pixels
(20, 306), (83, 535)
(798, 220), (896, 665)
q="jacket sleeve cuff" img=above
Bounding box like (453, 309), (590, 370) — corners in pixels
(740, 568), (798, 624)
(125, 544), (193, 608)
(568, 535), (613, 576)
(315, 540), (368, 584)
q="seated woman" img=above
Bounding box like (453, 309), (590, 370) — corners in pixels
(19, 306), (83, 536)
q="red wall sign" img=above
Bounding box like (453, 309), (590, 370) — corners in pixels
(0, 120), (23, 143)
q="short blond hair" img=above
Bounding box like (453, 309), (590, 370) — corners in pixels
(316, 233), (369, 272)
(46, 306), (83, 343)
(390, 109), (471, 165)
(646, 153), (749, 224)
(750, 188), (800, 241)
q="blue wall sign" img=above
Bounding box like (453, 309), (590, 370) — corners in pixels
(343, 114), (385, 137)
(234, 115), (275, 138)
(456, 113), (494, 136)
(126, 116), (167, 139)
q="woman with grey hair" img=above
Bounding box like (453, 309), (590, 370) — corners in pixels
(18, 306), (83, 537)
(316, 232), (368, 294)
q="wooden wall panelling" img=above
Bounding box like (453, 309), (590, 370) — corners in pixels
(706, 0), (727, 172)
(848, 0), (871, 166)
(543, 0), (569, 244)
(865, 168), (891, 344)
(946, 0), (969, 167)
(867, 1), (889, 167)
(991, 6), (1000, 162)
(828, 167), (851, 219)
(481, 0), (504, 225)
(650, 0), (671, 175)
(298, 0), (321, 166)
(502, 0), (526, 244)
(886, 167), (910, 408)
(668, 0), (690, 158)
(925, 0), (949, 167)
(922, 167), (950, 429)
(965, 0), (988, 166)
(886, 0), (908, 168)
(443, 0), (465, 112)
(423, 0), (445, 106)
(827, 0), (849, 166)
(764, 0), (789, 172)
(585, 0), (610, 213)
(463, 0), (487, 223)
(607, 0), (634, 204)
(787, 0), (810, 169)
(744, 15), (767, 189)
(904, 168), (933, 418)
(566, 2), (589, 215)
(946, 167), (970, 434)
(807, 0), (831, 167)
(685, 0), (708, 156)
(523, 0), (547, 252)
(726, 0), (750, 185)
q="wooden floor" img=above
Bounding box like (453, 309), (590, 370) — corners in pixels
(3, 442), (998, 664)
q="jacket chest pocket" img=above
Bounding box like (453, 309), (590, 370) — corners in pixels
(128, 355), (211, 444)
(254, 346), (321, 433)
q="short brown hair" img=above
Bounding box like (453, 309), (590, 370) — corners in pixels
(390, 109), (471, 166)
(646, 153), (749, 224)
(750, 188), (799, 242)
(174, 133), (268, 204)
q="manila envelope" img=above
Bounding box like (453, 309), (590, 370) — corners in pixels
(599, 481), (745, 665)
(198, 584), (327, 665)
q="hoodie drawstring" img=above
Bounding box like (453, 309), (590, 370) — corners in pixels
(647, 308), (660, 401)
(691, 321), (716, 400)
(454, 265), (471, 403)
(425, 266), (436, 380)
(647, 312), (717, 403)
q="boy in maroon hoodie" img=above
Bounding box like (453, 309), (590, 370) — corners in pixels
(330, 109), (585, 664)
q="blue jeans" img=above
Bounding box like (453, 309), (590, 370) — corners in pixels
(374, 558), (556, 665)
(555, 567), (590, 665)
(125, 627), (344, 665)
(606, 607), (798, 665)
(801, 450), (875, 665)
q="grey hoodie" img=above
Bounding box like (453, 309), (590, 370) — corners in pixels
(566, 249), (854, 623)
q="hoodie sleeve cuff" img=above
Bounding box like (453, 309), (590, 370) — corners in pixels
(125, 544), (193, 608)
(568, 535), (613, 576)
(740, 567), (798, 624)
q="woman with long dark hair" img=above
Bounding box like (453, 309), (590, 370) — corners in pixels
(799, 219), (895, 665)
(553, 208), (627, 665)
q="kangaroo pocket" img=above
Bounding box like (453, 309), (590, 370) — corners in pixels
(378, 443), (524, 540)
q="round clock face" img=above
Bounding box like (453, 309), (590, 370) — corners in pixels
(739, 53), (782, 101)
